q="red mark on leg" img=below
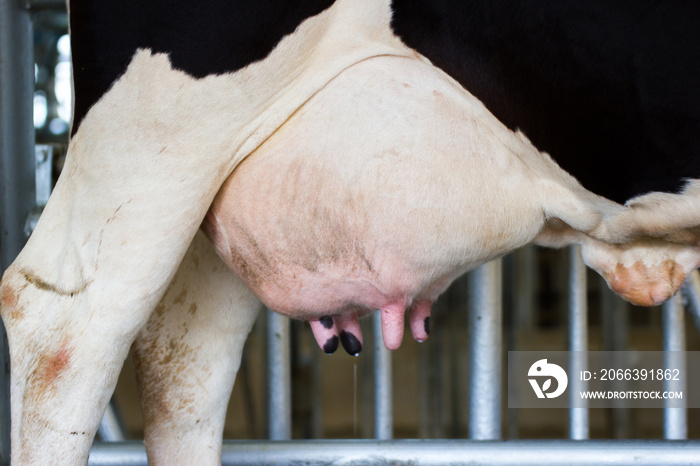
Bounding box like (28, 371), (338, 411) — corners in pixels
(44, 346), (72, 380)
(0, 282), (23, 321)
(1, 285), (16, 308)
(27, 342), (73, 403)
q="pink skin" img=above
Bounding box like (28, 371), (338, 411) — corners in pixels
(379, 303), (409, 351)
(308, 301), (433, 353)
(310, 312), (365, 355)
(377, 301), (433, 351)
(336, 313), (364, 356)
(309, 319), (340, 354)
(203, 57), (696, 355)
(204, 57), (534, 356)
(409, 301), (432, 343)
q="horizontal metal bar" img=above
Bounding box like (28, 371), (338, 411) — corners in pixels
(88, 440), (700, 466)
(89, 442), (147, 466)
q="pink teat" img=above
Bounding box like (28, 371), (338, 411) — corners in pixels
(336, 313), (364, 356)
(409, 301), (432, 342)
(379, 303), (407, 351)
(310, 318), (339, 354)
(309, 300), (433, 354)
(309, 311), (365, 356)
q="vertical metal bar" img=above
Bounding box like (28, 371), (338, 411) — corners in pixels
(556, 248), (570, 325)
(428, 306), (444, 438)
(373, 311), (392, 440)
(0, 0), (35, 270)
(360, 317), (374, 439)
(506, 247), (536, 439)
(568, 245), (588, 440)
(0, 0), (36, 461)
(34, 145), (52, 207)
(514, 247), (536, 332)
(97, 401), (126, 442)
(448, 315), (461, 438)
(417, 337), (430, 438)
(468, 259), (502, 440)
(662, 294), (687, 440)
(266, 309), (291, 440)
(24, 145), (54, 235)
(601, 277), (628, 352)
(308, 329), (322, 439)
(600, 277), (630, 438)
(681, 270), (700, 333)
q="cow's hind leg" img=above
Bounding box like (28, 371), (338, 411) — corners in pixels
(0, 53), (243, 465)
(132, 231), (259, 465)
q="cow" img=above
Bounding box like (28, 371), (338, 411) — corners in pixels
(0, 0), (699, 464)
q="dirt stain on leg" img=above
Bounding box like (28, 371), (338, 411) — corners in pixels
(19, 269), (91, 298)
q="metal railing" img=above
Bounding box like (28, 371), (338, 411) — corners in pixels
(84, 258), (700, 466)
(87, 439), (700, 466)
(0, 0), (36, 462)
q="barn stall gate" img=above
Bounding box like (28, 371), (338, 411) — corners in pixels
(1, 1), (700, 464)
